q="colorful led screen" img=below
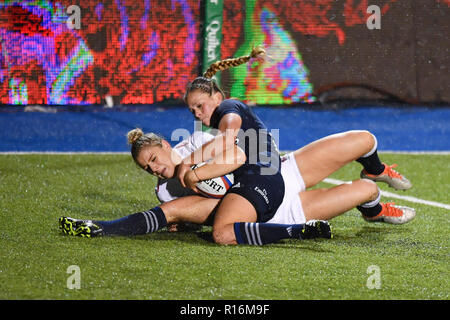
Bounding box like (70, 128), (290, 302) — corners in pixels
(0, 0), (201, 105)
(1, 0), (449, 106)
(219, 0), (450, 105)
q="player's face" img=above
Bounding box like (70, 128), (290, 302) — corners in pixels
(186, 90), (222, 126)
(136, 142), (176, 179)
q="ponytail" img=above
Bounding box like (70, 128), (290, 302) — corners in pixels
(203, 45), (266, 79)
(184, 45), (266, 102)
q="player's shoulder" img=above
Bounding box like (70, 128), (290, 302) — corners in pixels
(218, 98), (247, 111)
(214, 99), (248, 122)
(211, 99), (249, 128)
(190, 131), (215, 149)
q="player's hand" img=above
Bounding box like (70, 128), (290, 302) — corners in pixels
(176, 162), (191, 188)
(184, 169), (200, 193)
(167, 223), (179, 232)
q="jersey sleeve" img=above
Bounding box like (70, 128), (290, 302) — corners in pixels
(155, 132), (215, 203)
(190, 131), (215, 150)
(155, 178), (198, 203)
(210, 99), (243, 128)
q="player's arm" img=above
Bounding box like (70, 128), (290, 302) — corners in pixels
(184, 113), (242, 165)
(177, 113), (242, 187)
(183, 144), (246, 192)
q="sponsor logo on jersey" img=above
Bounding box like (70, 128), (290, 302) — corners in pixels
(254, 186), (269, 204)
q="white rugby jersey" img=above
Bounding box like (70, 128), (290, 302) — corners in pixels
(155, 131), (215, 203)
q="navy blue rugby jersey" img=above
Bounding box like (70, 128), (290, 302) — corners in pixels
(209, 99), (281, 177)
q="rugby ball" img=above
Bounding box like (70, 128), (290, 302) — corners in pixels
(191, 163), (234, 199)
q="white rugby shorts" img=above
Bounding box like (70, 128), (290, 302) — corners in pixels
(267, 152), (306, 225)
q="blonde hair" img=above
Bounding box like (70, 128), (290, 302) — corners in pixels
(184, 45), (266, 102)
(127, 128), (164, 165)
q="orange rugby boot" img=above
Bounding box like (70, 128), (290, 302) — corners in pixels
(363, 202), (416, 224)
(361, 163), (412, 190)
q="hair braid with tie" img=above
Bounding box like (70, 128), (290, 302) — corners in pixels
(183, 46), (266, 102)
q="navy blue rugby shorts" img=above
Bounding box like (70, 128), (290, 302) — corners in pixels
(226, 171), (285, 222)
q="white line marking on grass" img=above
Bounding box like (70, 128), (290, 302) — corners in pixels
(280, 151), (450, 155)
(323, 178), (450, 210)
(379, 151), (450, 155)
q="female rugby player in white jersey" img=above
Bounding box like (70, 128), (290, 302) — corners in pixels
(136, 128), (415, 229)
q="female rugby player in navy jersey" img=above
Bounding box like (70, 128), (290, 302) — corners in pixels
(177, 46), (413, 245)
(176, 48), (290, 245)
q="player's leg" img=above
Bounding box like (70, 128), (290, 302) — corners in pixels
(211, 193), (257, 245)
(300, 179), (415, 224)
(212, 175), (293, 245)
(212, 193), (331, 246)
(301, 179), (380, 221)
(293, 130), (411, 190)
(163, 196), (219, 232)
(293, 130), (374, 188)
(59, 195), (218, 237)
(161, 196), (219, 224)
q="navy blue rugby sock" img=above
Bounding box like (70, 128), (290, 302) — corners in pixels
(356, 191), (383, 218)
(94, 206), (167, 236)
(356, 150), (385, 175)
(233, 222), (304, 245)
(356, 134), (385, 175)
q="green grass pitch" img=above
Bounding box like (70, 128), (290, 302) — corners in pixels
(0, 153), (448, 300)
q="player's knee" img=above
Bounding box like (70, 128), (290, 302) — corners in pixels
(356, 130), (376, 151)
(346, 130), (376, 156)
(158, 203), (178, 224)
(359, 179), (379, 201)
(212, 226), (236, 245)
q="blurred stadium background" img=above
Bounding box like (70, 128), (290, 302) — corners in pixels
(0, 0), (448, 152)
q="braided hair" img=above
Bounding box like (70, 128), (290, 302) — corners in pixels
(183, 46), (266, 102)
